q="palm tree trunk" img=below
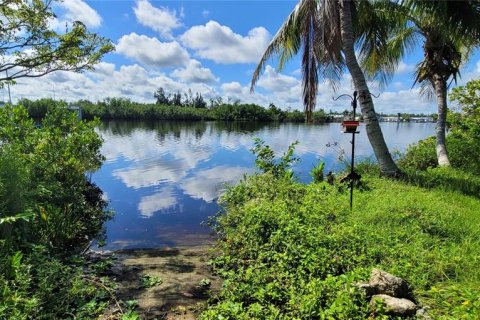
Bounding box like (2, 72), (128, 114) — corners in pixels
(339, 0), (400, 176)
(433, 76), (450, 166)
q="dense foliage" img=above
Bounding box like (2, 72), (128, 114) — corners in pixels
(18, 98), (334, 123)
(400, 79), (480, 186)
(399, 135), (480, 176)
(0, 105), (118, 319)
(203, 170), (480, 319)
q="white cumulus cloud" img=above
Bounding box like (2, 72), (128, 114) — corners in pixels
(116, 33), (189, 67)
(181, 21), (271, 64)
(256, 65), (300, 92)
(171, 59), (218, 83)
(91, 62), (116, 78)
(58, 0), (102, 28)
(133, 0), (182, 38)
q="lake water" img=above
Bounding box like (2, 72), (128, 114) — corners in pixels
(92, 121), (435, 250)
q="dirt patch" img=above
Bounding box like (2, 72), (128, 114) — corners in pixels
(94, 245), (220, 319)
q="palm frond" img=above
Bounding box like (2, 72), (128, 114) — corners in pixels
(357, 0), (418, 88)
(250, 1), (304, 93)
(250, 0), (346, 121)
(413, 60), (434, 100)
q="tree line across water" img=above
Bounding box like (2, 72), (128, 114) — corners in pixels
(16, 95), (334, 123)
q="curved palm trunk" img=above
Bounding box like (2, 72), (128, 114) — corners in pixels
(339, 0), (400, 176)
(433, 76), (450, 166)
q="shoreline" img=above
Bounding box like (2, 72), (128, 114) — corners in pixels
(89, 243), (219, 319)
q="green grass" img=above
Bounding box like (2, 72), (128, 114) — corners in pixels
(202, 174), (480, 319)
(353, 177), (480, 318)
(403, 166), (480, 198)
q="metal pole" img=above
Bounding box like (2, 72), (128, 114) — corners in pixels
(350, 91), (357, 209)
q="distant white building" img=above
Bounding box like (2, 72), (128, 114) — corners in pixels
(378, 116), (400, 122)
(410, 117), (434, 123)
(378, 116), (434, 123)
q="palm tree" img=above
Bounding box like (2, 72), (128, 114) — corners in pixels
(362, 0), (480, 166)
(251, 0), (401, 176)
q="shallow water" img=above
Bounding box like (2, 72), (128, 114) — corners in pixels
(92, 121), (435, 249)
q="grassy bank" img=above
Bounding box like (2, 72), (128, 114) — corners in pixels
(202, 174), (480, 319)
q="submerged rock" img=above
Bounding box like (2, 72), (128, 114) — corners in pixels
(370, 294), (418, 316)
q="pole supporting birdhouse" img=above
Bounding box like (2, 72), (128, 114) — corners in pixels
(334, 91), (360, 209)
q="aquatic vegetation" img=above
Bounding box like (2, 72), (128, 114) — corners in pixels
(140, 275), (163, 288)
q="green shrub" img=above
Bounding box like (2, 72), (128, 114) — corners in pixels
(0, 105), (110, 253)
(399, 79), (480, 177)
(203, 175), (370, 319)
(285, 109), (305, 122)
(399, 134), (480, 176)
(310, 161), (325, 182)
(19, 98), (68, 119)
(251, 138), (298, 179)
(0, 247), (114, 320)
(398, 136), (437, 171)
(0, 105), (121, 319)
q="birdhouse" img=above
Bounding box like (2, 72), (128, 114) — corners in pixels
(342, 120), (359, 133)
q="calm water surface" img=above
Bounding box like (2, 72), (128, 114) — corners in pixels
(92, 121), (435, 249)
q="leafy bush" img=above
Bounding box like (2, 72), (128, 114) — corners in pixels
(203, 175), (369, 319)
(399, 134), (480, 176)
(203, 141), (480, 318)
(285, 109), (305, 122)
(211, 103), (271, 121)
(310, 161), (325, 182)
(449, 79), (480, 138)
(0, 105), (119, 319)
(251, 138), (298, 179)
(0, 105), (109, 253)
(18, 98), (67, 119)
(398, 136), (437, 171)
(0, 247), (115, 320)
(399, 80), (480, 178)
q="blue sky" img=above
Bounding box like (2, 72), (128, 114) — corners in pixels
(6, 0), (480, 113)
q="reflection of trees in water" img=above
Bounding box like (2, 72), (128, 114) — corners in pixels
(212, 121), (274, 134)
(97, 120), (279, 138)
(97, 120), (148, 136)
(98, 120), (209, 140)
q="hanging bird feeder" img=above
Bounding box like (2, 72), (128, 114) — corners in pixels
(342, 120), (360, 133)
